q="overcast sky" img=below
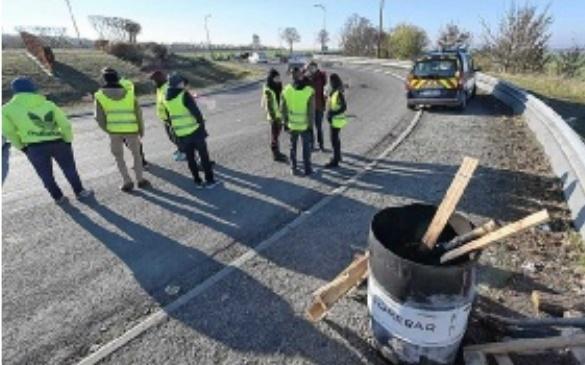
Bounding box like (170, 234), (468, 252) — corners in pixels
(2, 0), (583, 49)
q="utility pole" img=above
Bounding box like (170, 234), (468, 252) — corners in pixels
(64, 0), (81, 45)
(377, 0), (385, 58)
(204, 14), (212, 58)
(314, 3), (326, 52)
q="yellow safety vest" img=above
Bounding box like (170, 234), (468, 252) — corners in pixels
(329, 90), (348, 129)
(262, 86), (281, 122)
(282, 84), (314, 131)
(155, 82), (169, 121)
(2, 93), (65, 145)
(95, 84), (139, 134)
(162, 91), (200, 137)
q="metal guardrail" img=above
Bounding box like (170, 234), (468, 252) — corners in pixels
(316, 55), (585, 238)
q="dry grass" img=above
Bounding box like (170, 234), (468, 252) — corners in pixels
(494, 72), (585, 104)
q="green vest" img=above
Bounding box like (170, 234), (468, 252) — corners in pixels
(2, 93), (64, 145)
(282, 84), (314, 131)
(95, 84), (139, 134)
(162, 91), (200, 137)
(262, 86), (281, 122)
(329, 90), (348, 129)
(155, 82), (169, 121)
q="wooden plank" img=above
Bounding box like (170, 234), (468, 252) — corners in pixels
(464, 334), (585, 355)
(421, 156), (479, 249)
(532, 291), (585, 317)
(563, 311), (585, 364)
(440, 210), (550, 263)
(305, 252), (369, 322)
(494, 354), (514, 365)
(441, 219), (498, 251)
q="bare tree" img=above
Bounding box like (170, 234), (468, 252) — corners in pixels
(340, 14), (378, 56)
(481, 3), (553, 73)
(281, 27), (300, 53)
(88, 15), (142, 43)
(317, 29), (329, 51)
(437, 22), (472, 50)
(252, 34), (261, 50)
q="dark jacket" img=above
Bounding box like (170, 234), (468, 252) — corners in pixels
(327, 90), (347, 123)
(307, 70), (327, 111)
(165, 87), (208, 138)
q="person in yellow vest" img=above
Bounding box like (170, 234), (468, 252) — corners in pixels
(163, 73), (218, 189)
(325, 73), (348, 168)
(2, 77), (93, 203)
(94, 68), (151, 192)
(281, 67), (315, 176)
(261, 69), (287, 162)
(150, 70), (186, 161)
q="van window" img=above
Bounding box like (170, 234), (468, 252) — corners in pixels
(413, 59), (457, 77)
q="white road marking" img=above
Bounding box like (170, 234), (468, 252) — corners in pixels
(76, 104), (422, 365)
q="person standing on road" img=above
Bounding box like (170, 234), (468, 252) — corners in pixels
(305, 61), (327, 152)
(325, 73), (348, 168)
(95, 68), (151, 192)
(281, 67), (315, 176)
(2, 77), (93, 203)
(163, 73), (218, 189)
(261, 69), (287, 162)
(150, 70), (186, 162)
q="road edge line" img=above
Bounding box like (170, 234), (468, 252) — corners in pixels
(77, 87), (421, 365)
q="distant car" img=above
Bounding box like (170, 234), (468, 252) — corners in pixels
(406, 49), (478, 111)
(249, 52), (268, 64)
(287, 53), (309, 73)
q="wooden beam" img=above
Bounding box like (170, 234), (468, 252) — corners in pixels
(440, 210), (550, 264)
(305, 252), (369, 322)
(421, 156), (479, 249)
(532, 291), (585, 317)
(464, 334), (585, 355)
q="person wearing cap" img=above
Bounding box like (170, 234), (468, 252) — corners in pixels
(281, 67), (315, 176)
(2, 77), (93, 203)
(94, 67), (151, 192)
(261, 68), (287, 162)
(163, 72), (218, 189)
(150, 70), (186, 162)
(304, 61), (327, 151)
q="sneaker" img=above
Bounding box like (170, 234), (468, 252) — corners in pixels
(194, 179), (204, 189)
(324, 160), (339, 168)
(142, 161), (150, 170)
(204, 180), (220, 189)
(173, 151), (187, 161)
(55, 196), (69, 205)
(273, 153), (288, 163)
(120, 182), (134, 192)
(137, 179), (152, 189)
(76, 189), (94, 199)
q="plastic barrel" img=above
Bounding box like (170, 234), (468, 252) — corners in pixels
(368, 204), (477, 365)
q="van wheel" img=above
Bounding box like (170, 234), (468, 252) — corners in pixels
(471, 86), (477, 99)
(407, 103), (416, 111)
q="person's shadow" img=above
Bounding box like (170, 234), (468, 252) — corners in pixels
(59, 199), (375, 364)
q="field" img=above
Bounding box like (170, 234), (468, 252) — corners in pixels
(2, 49), (261, 105)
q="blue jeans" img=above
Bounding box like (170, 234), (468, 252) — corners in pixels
(312, 110), (324, 148)
(25, 140), (85, 200)
(290, 130), (312, 173)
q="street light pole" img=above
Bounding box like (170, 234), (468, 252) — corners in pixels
(314, 3), (326, 51)
(204, 14), (212, 57)
(378, 0), (385, 58)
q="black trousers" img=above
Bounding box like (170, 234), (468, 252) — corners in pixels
(290, 129), (312, 172)
(312, 110), (324, 148)
(178, 131), (214, 183)
(330, 125), (342, 162)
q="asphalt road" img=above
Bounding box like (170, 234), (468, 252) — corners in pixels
(2, 64), (415, 364)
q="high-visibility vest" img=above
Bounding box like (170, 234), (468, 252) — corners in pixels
(329, 90), (348, 129)
(282, 84), (314, 131)
(162, 91), (200, 137)
(94, 84), (139, 134)
(155, 82), (169, 121)
(2, 93), (64, 145)
(262, 86), (281, 122)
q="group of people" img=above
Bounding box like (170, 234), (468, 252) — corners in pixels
(262, 61), (347, 176)
(1, 60), (346, 203)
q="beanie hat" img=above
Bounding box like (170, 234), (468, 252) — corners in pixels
(149, 70), (167, 86)
(101, 67), (120, 84)
(11, 76), (37, 93)
(168, 72), (185, 88)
